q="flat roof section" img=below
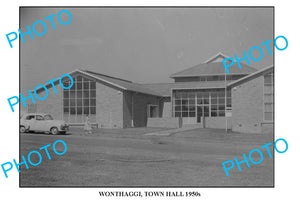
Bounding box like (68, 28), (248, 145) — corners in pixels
(142, 81), (228, 97)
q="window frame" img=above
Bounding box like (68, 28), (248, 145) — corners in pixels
(62, 75), (96, 123)
(172, 89), (231, 118)
(263, 73), (274, 122)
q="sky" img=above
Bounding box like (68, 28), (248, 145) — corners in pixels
(20, 7), (273, 91)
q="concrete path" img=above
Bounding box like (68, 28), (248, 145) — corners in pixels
(144, 125), (201, 136)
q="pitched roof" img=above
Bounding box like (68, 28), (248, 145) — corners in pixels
(203, 52), (231, 63)
(144, 65), (273, 96)
(37, 69), (163, 97)
(227, 65), (274, 88)
(142, 83), (174, 97)
(170, 62), (257, 78)
(170, 52), (258, 78)
(35, 65), (272, 98)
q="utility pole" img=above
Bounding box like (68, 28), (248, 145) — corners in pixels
(225, 68), (228, 133)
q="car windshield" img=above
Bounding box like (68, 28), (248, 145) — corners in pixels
(44, 115), (53, 120)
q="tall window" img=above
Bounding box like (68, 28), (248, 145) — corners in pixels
(63, 76), (96, 123)
(264, 73), (274, 121)
(211, 91), (224, 117)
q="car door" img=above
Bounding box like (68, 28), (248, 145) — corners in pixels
(35, 115), (46, 131)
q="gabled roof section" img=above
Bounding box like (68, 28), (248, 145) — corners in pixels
(141, 65), (274, 97)
(227, 65), (274, 88)
(81, 69), (132, 83)
(37, 69), (163, 97)
(170, 62), (257, 78)
(203, 52), (231, 64)
(170, 52), (258, 78)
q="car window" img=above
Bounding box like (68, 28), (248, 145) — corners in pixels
(44, 115), (53, 120)
(25, 115), (35, 120)
(36, 115), (45, 121)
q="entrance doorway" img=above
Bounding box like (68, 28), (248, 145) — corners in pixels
(197, 105), (209, 127)
(147, 105), (159, 118)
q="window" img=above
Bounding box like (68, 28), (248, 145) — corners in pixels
(173, 89), (231, 118)
(173, 91), (195, 118)
(25, 115), (35, 120)
(44, 115), (53, 120)
(36, 115), (44, 121)
(206, 76), (214, 81)
(226, 90), (232, 108)
(63, 75), (96, 123)
(212, 76), (219, 81)
(199, 77), (206, 82)
(209, 90), (230, 117)
(199, 75), (226, 81)
(264, 73), (274, 121)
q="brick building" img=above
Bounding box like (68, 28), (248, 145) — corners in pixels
(227, 65), (273, 133)
(26, 53), (273, 133)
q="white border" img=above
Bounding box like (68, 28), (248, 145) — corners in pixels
(0, 1), (299, 213)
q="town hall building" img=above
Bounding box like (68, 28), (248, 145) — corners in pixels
(26, 53), (274, 133)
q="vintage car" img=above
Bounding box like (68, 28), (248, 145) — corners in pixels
(20, 113), (69, 135)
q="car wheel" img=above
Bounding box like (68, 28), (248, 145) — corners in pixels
(20, 126), (26, 133)
(50, 127), (59, 135)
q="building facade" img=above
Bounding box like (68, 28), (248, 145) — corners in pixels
(27, 70), (162, 129)
(228, 66), (274, 133)
(24, 53), (273, 133)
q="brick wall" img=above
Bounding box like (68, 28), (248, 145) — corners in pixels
(25, 77), (164, 129)
(162, 98), (172, 117)
(231, 76), (264, 133)
(32, 80), (124, 128)
(95, 82), (123, 128)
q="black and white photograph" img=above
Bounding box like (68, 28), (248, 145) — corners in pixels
(18, 7), (274, 187)
(3, 0), (300, 212)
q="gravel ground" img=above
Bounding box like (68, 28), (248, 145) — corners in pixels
(19, 128), (274, 187)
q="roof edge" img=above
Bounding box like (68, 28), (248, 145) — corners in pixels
(34, 69), (163, 97)
(34, 69), (128, 94)
(227, 65), (274, 88)
(81, 69), (133, 83)
(169, 62), (257, 78)
(203, 52), (231, 64)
